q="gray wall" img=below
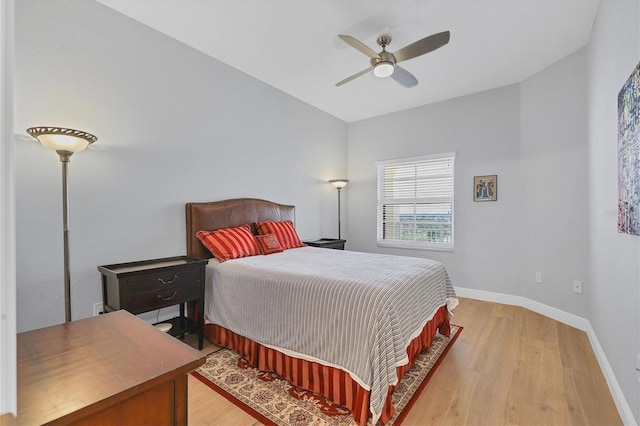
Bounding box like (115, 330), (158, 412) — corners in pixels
(348, 85), (523, 298)
(347, 50), (590, 321)
(14, 0), (347, 331)
(519, 48), (589, 318)
(588, 0), (640, 419)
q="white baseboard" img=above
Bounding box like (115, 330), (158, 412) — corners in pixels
(584, 322), (638, 426)
(454, 286), (637, 426)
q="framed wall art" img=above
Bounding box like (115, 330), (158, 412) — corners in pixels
(474, 175), (497, 202)
(618, 60), (640, 235)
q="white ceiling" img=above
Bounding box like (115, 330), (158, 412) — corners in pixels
(97, 0), (599, 123)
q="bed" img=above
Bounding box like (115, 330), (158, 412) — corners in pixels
(185, 198), (458, 425)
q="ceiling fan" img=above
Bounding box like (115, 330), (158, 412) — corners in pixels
(335, 31), (450, 88)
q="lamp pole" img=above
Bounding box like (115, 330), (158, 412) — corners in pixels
(337, 186), (342, 239)
(59, 151), (71, 322)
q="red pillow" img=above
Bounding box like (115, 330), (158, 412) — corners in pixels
(196, 225), (259, 262)
(255, 220), (305, 250)
(255, 234), (283, 255)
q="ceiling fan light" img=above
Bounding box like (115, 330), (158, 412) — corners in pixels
(373, 61), (394, 78)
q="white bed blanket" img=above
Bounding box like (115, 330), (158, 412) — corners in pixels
(205, 246), (458, 423)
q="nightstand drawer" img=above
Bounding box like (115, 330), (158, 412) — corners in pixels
(126, 283), (201, 314)
(126, 268), (201, 296)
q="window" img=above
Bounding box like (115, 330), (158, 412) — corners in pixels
(376, 153), (455, 251)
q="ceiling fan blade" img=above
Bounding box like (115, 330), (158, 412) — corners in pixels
(393, 31), (450, 63)
(391, 65), (418, 88)
(335, 66), (373, 87)
(338, 35), (381, 60)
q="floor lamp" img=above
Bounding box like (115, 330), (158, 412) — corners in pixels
(26, 127), (97, 323)
(328, 179), (349, 239)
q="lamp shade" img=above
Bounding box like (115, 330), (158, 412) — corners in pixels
(26, 127), (97, 153)
(329, 179), (349, 189)
(373, 61), (394, 78)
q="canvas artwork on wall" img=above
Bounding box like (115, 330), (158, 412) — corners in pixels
(474, 175), (497, 201)
(618, 61), (640, 235)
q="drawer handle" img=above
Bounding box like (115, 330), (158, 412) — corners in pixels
(158, 275), (178, 285)
(157, 291), (177, 301)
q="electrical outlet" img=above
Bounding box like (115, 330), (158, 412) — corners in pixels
(573, 280), (583, 294)
(535, 271), (542, 283)
(93, 302), (103, 316)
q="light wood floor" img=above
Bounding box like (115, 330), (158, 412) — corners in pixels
(186, 298), (622, 425)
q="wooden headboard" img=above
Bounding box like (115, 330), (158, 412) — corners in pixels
(185, 198), (296, 259)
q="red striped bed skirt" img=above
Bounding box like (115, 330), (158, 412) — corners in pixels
(203, 304), (450, 425)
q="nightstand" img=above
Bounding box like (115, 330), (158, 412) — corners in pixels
(98, 256), (208, 349)
(304, 238), (346, 250)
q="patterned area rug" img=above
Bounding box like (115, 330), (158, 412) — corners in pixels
(192, 325), (461, 426)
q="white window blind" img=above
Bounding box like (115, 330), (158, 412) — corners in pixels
(376, 153), (455, 251)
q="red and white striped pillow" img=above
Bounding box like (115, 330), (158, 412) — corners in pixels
(196, 225), (260, 262)
(255, 220), (305, 250)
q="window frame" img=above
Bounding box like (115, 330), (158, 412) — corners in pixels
(376, 152), (455, 252)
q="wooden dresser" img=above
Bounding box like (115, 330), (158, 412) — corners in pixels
(16, 310), (205, 425)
